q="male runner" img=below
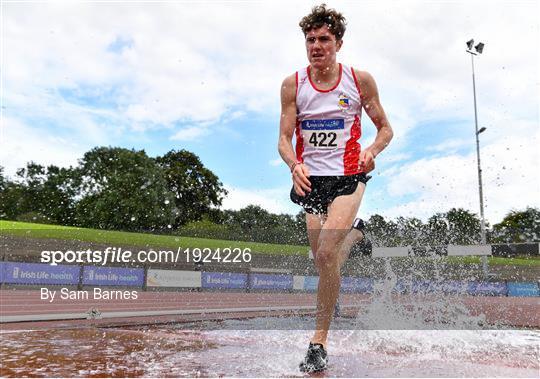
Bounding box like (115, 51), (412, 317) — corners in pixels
(277, 4), (393, 373)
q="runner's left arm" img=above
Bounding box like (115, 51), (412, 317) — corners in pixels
(354, 70), (394, 171)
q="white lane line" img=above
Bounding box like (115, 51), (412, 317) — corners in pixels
(0, 305), (320, 323)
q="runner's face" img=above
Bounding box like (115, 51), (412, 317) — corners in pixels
(305, 25), (342, 69)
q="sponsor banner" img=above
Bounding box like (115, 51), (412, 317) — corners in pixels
(82, 266), (144, 286)
(249, 273), (293, 290)
(341, 277), (373, 293)
(391, 280), (472, 295)
(507, 282), (540, 297)
(292, 275), (305, 290)
(201, 272), (247, 289)
(467, 281), (507, 296)
(410, 280), (437, 293)
(303, 276), (319, 291)
(2, 261), (80, 285)
(440, 280), (468, 294)
(356, 277), (374, 293)
(147, 269), (201, 288)
(393, 279), (409, 294)
(0, 261), (5, 283)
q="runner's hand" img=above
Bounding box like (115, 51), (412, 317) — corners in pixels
(292, 163), (311, 196)
(359, 150), (376, 173)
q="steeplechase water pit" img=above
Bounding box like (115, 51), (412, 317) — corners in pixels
(2, 291), (539, 378)
(1, 319), (539, 377)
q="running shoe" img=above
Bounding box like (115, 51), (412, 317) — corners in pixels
(349, 218), (373, 258)
(299, 342), (328, 373)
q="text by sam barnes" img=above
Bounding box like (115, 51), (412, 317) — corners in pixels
(41, 288), (138, 302)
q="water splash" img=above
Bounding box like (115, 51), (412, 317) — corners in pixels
(1, 325), (538, 377)
(353, 258), (490, 330)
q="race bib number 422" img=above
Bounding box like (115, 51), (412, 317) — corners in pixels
(301, 119), (345, 150)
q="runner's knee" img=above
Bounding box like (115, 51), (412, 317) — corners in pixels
(314, 246), (341, 269)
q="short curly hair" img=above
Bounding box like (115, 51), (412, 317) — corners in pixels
(299, 4), (347, 41)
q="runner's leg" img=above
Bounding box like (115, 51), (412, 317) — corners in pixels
(307, 212), (344, 317)
(306, 213), (327, 269)
(311, 183), (365, 346)
(336, 183), (367, 268)
(337, 229), (365, 267)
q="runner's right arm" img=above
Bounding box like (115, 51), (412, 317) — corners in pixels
(278, 74), (311, 196)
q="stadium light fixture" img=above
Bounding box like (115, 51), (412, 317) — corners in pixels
(465, 39), (489, 278)
(466, 39), (485, 55)
(475, 42), (485, 54)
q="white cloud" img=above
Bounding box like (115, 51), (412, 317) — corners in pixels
(2, 2), (306, 129)
(0, 117), (84, 178)
(380, 152), (413, 164)
(170, 126), (210, 141)
(426, 138), (471, 153)
(224, 111), (246, 123)
(5, 1), (536, 131)
(269, 158), (283, 167)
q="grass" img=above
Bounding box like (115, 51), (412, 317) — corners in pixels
(1, 220), (539, 266)
(0, 220), (309, 256)
(446, 255), (540, 267)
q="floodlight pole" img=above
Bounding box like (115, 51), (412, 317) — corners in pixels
(466, 43), (488, 278)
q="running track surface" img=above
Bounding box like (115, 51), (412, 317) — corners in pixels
(1, 289), (538, 330)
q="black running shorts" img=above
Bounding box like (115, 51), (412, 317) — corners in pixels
(290, 173), (371, 215)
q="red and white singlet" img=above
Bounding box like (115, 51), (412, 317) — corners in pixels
(295, 63), (363, 176)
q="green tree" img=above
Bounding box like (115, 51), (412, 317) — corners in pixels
(0, 166), (6, 192)
(13, 163), (48, 217)
(0, 163), (78, 224)
(40, 165), (79, 224)
(0, 181), (28, 220)
(75, 147), (175, 231)
(366, 214), (386, 246)
(204, 207), (227, 224)
(492, 207), (540, 243)
(156, 150), (227, 226)
(291, 210), (308, 245)
(213, 206), (307, 244)
(0, 166), (20, 219)
(366, 214), (398, 247)
(426, 212), (449, 246)
(395, 216), (425, 246)
(227, 205), (276, 231)
(24, 164), (78, 224)
(445, 208), (482, 244)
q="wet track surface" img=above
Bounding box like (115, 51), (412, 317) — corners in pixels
(1, 320), (539, 377)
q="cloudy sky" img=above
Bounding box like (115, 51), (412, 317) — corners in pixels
(1, 0), (538, 224)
